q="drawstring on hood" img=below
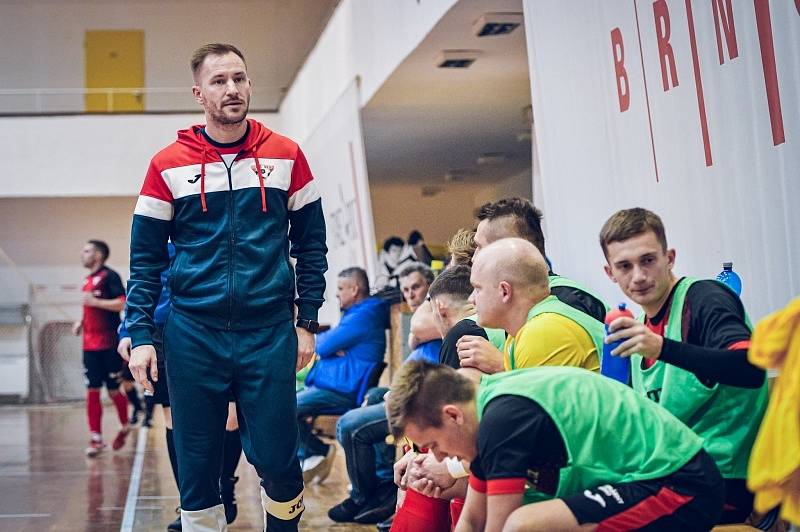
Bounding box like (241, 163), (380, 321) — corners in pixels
(252, 151), (267, 212)
(179, 119), (273, 215)
(200, 147), (208, 213)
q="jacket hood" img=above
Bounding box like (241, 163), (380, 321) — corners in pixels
(175, 118), (274, 153)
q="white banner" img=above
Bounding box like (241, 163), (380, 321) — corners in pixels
(523, 0), (799, 320)
(301, 80), (377, 326)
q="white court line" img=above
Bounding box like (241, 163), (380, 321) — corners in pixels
(0, 514), (50, 518)
(119, 427), (149, 532)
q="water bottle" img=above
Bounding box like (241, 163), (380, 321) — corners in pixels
(716, 262), (742, 296)
(602, 303), (634, 384)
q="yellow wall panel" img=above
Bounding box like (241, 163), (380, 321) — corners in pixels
(85, 30), (144, 112)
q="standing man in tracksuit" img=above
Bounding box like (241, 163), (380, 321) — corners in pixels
(126, 43), (327, 531)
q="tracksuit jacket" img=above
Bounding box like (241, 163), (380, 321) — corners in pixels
(126, 119), (328, 346)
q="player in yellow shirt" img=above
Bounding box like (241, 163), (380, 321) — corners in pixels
(462, 237), (603, 373)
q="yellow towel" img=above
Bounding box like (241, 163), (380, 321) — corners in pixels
(747, 297), (800, 524)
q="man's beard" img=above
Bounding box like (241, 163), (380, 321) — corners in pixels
(210, 101), (249, 126)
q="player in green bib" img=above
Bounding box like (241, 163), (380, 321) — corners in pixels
(599, 208), (768, 524)
(386, 362), (724, 531)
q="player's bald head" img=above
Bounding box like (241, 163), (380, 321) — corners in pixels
(472, 237), (550, 294)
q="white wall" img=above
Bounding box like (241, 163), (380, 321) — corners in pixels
(523, 0), (800, 320)
(0, 112), (280, 197)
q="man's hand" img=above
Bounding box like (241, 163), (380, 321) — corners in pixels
(606, 316), (664, 359)
(72, 320), (83, 336)
(117, 337), (132, 362)
(457, 336), (505, 374)
(82, 292), (98, 307)
(295, 326), (315, 372)
(129, 345), (158, 394)
(413, 453), (457, 491)
(394, 449), (417, 489)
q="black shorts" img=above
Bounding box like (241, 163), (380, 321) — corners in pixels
(83, 348), (123, 389)
(119, 364), (135, 382)
(563, 450), (724, 531)
(150, 326), (170, 407)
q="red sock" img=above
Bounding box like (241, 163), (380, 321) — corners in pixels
(87, 389), (102, 435)
(110, 390), (129, 426)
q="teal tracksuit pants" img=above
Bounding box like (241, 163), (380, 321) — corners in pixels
(164, 310), (304, 531)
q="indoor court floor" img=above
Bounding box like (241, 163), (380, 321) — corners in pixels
(0, 403), (373, 531)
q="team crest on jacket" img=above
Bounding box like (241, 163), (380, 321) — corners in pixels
(251, 163), (275, 177)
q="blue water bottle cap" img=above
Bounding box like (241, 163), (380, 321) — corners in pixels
(618, 303), (627, 310)
(722, 262), (733, 270)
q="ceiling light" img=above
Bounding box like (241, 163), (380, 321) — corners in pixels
(474, 13), (523, 37)
(436, 50), (481, 68)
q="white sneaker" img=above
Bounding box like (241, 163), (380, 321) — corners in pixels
(302, 446), (337, 484)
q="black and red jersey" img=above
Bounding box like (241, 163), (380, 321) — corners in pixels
(82, 266), (125, 351)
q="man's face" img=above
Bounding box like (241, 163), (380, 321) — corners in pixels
(193, 52), (251, 127)
(399, 272), (429, 310)
(336, 276), (359, 310)
(468, 263), (505, 329)
(404, 407), (476, 462)
(81, 243), (100, 269)
(604, 231), (676, 313)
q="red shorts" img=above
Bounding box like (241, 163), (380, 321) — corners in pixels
(391, 489), (450, 532)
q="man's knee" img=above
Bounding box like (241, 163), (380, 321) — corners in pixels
(336, 409), (359, 444)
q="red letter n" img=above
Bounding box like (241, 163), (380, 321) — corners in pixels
(611, 28), (630, 112)
(712, 0), (739, 64)
(654, 0), (679, 91)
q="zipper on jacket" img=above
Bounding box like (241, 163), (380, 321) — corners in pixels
(220, 152), (238, 330)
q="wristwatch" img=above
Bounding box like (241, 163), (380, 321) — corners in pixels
(295, 318), (320, 333)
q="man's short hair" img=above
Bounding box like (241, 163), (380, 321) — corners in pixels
(599, 208), (668, 259)
(397, 263), (434, 286)
(88, 240), (109, 261)
(447, 228), (476, 267)
(475, 197), (546, 257)
(428, 265), (472, 302)
(339, 267), (370, 297)
(190, 43), (246, 78)
(386, 361), (474, 439)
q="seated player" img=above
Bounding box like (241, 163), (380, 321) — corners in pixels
(387, 362), (725, 532)
(599, 207), (768, 523)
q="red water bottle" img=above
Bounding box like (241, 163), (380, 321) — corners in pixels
(602, 303), (634, 383)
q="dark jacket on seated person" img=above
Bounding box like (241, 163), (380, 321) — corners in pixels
(305, 296), (389, 399)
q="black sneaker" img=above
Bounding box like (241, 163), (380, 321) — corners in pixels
(376, 514), (394, 532)
(353, 483), (397, 524)
(327, 497), (365, 523)
(142, 416), (153, 428)
(166, 514), (181, 531)
(129, 408), (141, 426)
(220, 476), (238, 524)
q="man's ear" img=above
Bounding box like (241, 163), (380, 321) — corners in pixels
(499, 280), (513, 303)
(666, 248), (676, 270)
(192, 85), (203, 105)
(604, 263), (617, 283)
(442, 404), (464, 426)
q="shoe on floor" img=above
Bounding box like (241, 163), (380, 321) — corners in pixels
(129, 408), (141, 426)
(166, 513), (182, 531)
(142, 416), (153, 428)
(376, 514), (394, 532)
(302, 445), (337, 484)
(220, 476), (239, 524)
(112, 427), (130, 451)
(328, 497), (365, 523)
(85, 439), (106, 457)
(353, 482), (397, 524)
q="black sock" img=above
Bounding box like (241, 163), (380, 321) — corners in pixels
(126, 388), (142, 413)
(166, 428), (180, 488)
(222, 429), (242, 479)
(144, 396), (155, 421)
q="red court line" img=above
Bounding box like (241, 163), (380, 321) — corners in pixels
(634, 0), (661, 182)
(685, 0), (713, 166)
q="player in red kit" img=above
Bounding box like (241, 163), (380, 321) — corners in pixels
(72, 240), (129, 456)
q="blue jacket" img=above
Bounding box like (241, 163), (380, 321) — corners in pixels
(406, 339), (443, 363)
(120, 243), (174, 339)
(305, 297), (390, 398)
(126, 119), (327, 347)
